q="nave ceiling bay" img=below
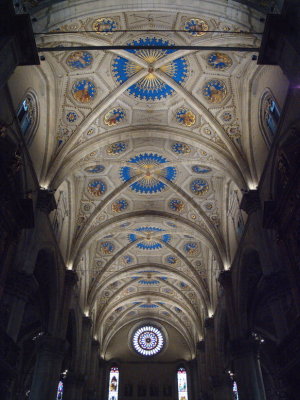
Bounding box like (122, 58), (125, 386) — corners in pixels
(31, 3), (265, 359)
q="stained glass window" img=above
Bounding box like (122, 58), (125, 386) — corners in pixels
(260, 90), (281, 146)
(56, 381), (63, 400)
(132, 325), (164, 356)
(16, 92), (38, 144)
(108, 366), (119, 400)
(177, 367), (188, 400)
(233, 381), (239, 400)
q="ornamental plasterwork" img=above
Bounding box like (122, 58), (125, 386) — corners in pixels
(32, 3), (266, 349)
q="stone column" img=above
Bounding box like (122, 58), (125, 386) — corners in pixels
(218, 270), (239, 338)
(196, 340), (208, 398)
(63, 372), (85, 400)
(5, 271), (38, 341)
(57, 270), (78, 338)
(86, 339), (100, 400)
(264, 273), (289, 343)
(231, 337), (266, 400)
(204, 317), (216, 380)
(211, 374), (233, 400)
(29, 335), (68, 400)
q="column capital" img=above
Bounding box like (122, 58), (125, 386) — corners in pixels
(35, 335), (68, 357)
(65, 371), (86, 385)
(240, 190), (260, 215)
(64, 269), (78, 287)
(37, 188), (56, 214)
(210, 374), (232, 389)
(263, 272), (289, 299)
(91, 339), (100, 349)
(218, 270), (232, 289)
(230, 336), (260, 358)
(204, 317), (214, 330)
(82, 315), (92, 328)
(5, 271), (38, 300)
(197, 340), (205, 352)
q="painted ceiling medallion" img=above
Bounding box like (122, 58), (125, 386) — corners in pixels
(112, 199), (128, 213)
(123, 255), (133, 264)
(192, 165), (211, 174)
(112, 37), (188, 101)
(66, 51), (93, 69)
(120, 153), (177, 194)
(85, 165), (105, 173)
(72, 80), (96, 103)
(221, 112), (232, 122)
(190, 178), (209, 196)
(168, 199), (185, 212)
(92, 17), (117, 34)
(202, 80), (226, 104)
(128, 227), (171, 250)
(207, 52), (232, 70)
(166, 255), (178, 265)
(107, 141), (127, 155)
(171, 142), (191, 154)
(104, 108), (126, 126)
(99, 241), (115, 255)
(87, 179), (106, 196)
(184, 18), (209, 36)
(66, 111), (77, 123)
(183, 242), (199, 256)
(175, 108), (196, 126)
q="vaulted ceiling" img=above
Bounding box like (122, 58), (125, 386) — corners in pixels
(28, 0), (271, 359)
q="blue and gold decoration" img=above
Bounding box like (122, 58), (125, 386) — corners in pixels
(221, 112), (232, 122)
(192, 165), (211, 174)
(166, 255), (178, 265)
(168, 199), (185, 212)
(139, 304), (159, 308)
(175, 108), (196, 126)
(207, 52), (232, 70)
(87, 179), (106, 196)
(112, 37), (188, 101)
(99, 241), (115, 255)
(123, 255), (133, 264)
(66, 51), (93, 69)
(166, 222), (177, 228)
(112, 198), (128, 213)
(128, 226), (171, 250)
(202, 80), (226, 104)
(85, 165), (105, 173)
(104, 107), (126, 126)
(190, 178), (209, 196)
(72, 80), (96, 103)
(119, 153), (177, 194)
(183, 242), (199, 256)
(92, 17), (117, 34)
(66, 111), (78, 123)
(138, 278), (160, 285)
(107, 141), (127, 155)
(171, 142), (191, 154)
(184, 18), (209, 36)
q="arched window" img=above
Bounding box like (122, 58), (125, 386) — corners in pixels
(233, 381), (239, 400)
(108, 366), (119, 400)
(56, 380), (64, 400)
(260, 89), (281, 146)
(177, 367), (188, 400)
(16, 91), (38, 145)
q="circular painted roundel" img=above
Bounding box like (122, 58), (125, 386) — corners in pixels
(132, 326), (164, 356)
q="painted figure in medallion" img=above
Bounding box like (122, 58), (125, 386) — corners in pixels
(67, 51), (93, 69)
(202, 80), (226, 104)
(72, 80), (96, 103)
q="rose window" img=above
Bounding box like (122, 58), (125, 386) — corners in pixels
(132, 325), (164, 356)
